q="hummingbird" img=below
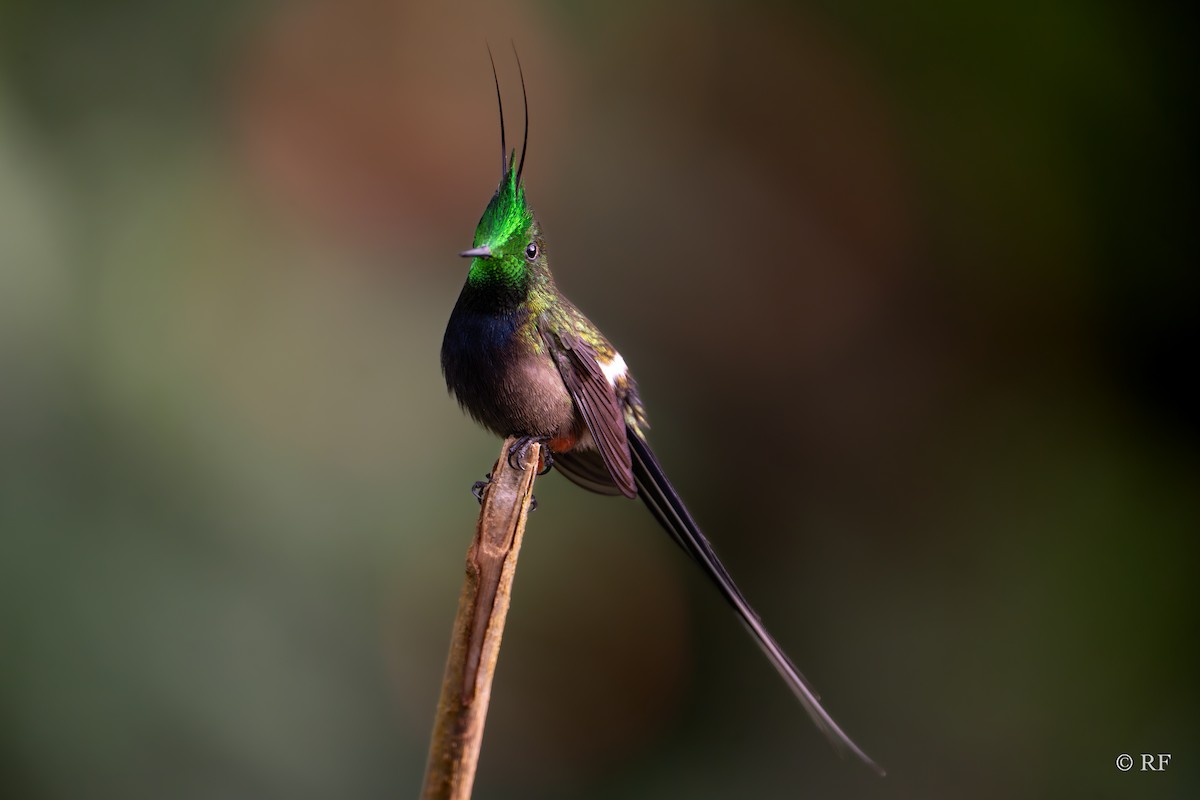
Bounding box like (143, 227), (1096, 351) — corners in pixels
(440, 51), (883, 776)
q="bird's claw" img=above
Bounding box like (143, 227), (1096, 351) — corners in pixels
(507, 435), (554, 474)
(474, 439), (549, 509)
(471, 473), (492, 504)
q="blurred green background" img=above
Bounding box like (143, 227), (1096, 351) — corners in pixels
(1, 1), (1195, 798)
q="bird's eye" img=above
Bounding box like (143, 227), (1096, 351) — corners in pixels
(525, 242), (538, 260)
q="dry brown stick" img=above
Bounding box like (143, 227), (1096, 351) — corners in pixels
(420, 438), (540, 800)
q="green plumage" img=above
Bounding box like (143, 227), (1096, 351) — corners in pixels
(467, 153), (534, 290)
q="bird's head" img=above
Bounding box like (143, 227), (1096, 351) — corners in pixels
(459, 46), (544, 293)
(460, 154), (541, 289)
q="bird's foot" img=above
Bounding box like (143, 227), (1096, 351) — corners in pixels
(470, 472), (492, 504)
(507, 436), (554, 475)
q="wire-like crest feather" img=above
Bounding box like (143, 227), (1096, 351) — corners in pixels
(513, 43), (529, 187)
(486, 44), (506, 181)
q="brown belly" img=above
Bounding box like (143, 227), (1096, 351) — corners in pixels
(442, 301), (584, 442)
(487, 350), (582, 442)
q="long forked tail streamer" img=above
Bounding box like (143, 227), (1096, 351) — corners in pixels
(627, 430), (886, 776)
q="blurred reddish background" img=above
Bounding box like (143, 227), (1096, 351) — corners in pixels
(1, 1), (1194, 798)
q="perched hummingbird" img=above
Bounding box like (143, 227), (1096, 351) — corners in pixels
(441, 52), (883, 775)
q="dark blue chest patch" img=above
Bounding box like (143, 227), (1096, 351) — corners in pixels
(441, 297), (529, 430)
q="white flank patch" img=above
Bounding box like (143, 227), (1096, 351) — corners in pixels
(599, 353), (628, 387)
